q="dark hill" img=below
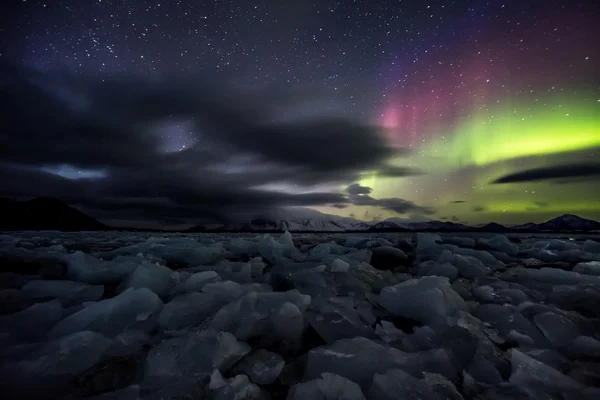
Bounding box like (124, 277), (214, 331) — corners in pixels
(0, 197), (107, 231)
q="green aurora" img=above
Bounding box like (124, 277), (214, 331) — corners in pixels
(320, 96), (600, 225)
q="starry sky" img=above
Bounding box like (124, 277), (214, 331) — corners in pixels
(0, 0), (599, 228)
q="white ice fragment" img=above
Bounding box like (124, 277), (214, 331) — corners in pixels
(533, 312), (580, 347)
(573, 261), (600, 276)
(66, 251), (137, 284)
(583, 240), (600, 254)
(48, 288), (163, 339)
(170, 270), (221, 296)
(331, 259), (350, 273)
(207, 370), (262, 400)
(379, 276), (467, 330)
(119, 260), (175, 298)
(484, 235), (519, 255)
(288, 372), (366, 400)
(232, 349), (285, 385)
(567, 335), (600, 358)
(11, 330), (111, 378)
(20, 279), (103, 306)
(158, 291), (222, 331)
(416, 261), (459, 280)
(509, 349), (584, 395)
(368, 369), (439, 400)
(0, 299), (63, 341)
(144, 330), (250, 380)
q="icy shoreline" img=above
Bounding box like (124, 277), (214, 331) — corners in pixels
(1, 231), (599, 399)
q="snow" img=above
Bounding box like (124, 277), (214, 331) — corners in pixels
(1, 230), (599, 398)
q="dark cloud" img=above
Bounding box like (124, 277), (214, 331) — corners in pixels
(449, 200), (466, 204)
(331, 203), (349, 209)
(0, 63), (434, 226)
(492, 163), (600, 184)
(376, 165), (425, 178)
(349, 193), (435, 215)
(451, 216), (460, 222)
(346, 183), (372, 195)
(472, 206), (485, 212)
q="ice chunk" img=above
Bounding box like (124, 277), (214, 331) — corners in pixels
(288, 268), (330, 296)
(20, 279), (103, 306)
(258, 232), (296, 264)
(533, 239), (579, 252)
(48, 288), (163, 339)
(442, 237), (475, 248)
(271, 302), (305, 344)
(106, 330), (150, 359)
(368, 369), (440, 400)
(98, 238), (226, 267)
(227, 238), (259, 257)
(375, 320), (405, 344)
(0, 272), (37, 289)
(288, 372), (365, 400)
(0, 288), (33, 315)
(447, 246), (501, 268)
(567, 336), (600, 358)
(343, 236), (370, 248)
(304, 337), (443, 392)
(202, 280), (244, 301)
(207, 370), (263, 400)
(119, 261), (175, 299)
(2, 331), (112, 398)
(158, 291), (223, 331)
(66, 252), (137, 284)
(416, 233), (443, 258)
(472, 304), (547, 345)
(472, 285), (495, 302)
(573, 261), (600, 276)
(87, 385), (140, 400)
(144, 330), (250, 380)
(210, 290), (310, 344)
(512, 267), (599, 285)
(331, 259), (350, 273)
(533, 311), (580, 347)
(439, 250), (490, 279)
(17, 330), (111, 375)
(170, 270), (221, 296)
(416, 261), (459, 280)
(231, 349), (285, 385)
(369, 246), (408, 271)
(307, 297), (376, 344)
(379, 276), (467, 330)
(484, 235), (519, 256)
(583, 240), (600, 254)
(509, 349), (584, 396)
(0, 299), (63, 341)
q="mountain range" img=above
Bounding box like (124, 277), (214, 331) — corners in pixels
(1, 197), (599, 233)
(188, 213), (600, 233)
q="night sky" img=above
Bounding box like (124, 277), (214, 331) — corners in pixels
(0, 0), (599, 228)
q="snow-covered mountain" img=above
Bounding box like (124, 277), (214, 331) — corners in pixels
(188, 213), (600, 233)
(188, 217), (373, 232)
(368, 221), (413, 231)
(532, 214), (600, 231)
(405, 220), (471, 231)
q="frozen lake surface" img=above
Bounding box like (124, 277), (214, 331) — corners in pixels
(1, 230), (599, 399)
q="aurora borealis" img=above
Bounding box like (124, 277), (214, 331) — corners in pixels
(0, 0), (599, 228)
